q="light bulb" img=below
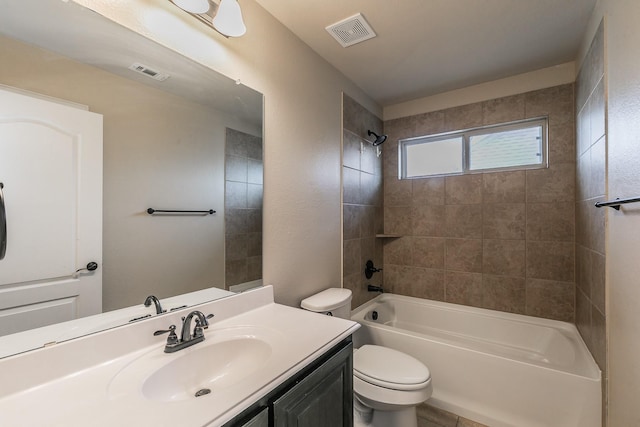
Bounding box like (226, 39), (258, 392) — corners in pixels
(213, 0), (246, 37)
(171, 0), (210, 14)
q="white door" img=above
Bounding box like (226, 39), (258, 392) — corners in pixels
(0, 87), (103, 336)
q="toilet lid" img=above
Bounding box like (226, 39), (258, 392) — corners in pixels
(354, 345), (431, 391)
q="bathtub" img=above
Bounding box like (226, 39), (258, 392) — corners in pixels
(351, 294), (601, 427)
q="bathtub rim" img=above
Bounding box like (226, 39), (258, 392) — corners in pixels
(351, 293), (601, 381)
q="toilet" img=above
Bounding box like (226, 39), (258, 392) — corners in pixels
(301, 288), (432, 427)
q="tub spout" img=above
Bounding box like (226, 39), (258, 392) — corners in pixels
(367, 284), (384, 293)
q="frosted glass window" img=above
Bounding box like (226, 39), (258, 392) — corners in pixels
(404, 137), (463, 177)
(469, 125), (543, 171)
(399, 117), (547, 179)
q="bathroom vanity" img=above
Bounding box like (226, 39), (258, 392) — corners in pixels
(0, 286), (358, 426)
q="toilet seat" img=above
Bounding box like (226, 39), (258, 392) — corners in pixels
(354, 345), (431, 391)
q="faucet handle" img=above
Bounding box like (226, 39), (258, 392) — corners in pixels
(154, 325), (178, 345)
(202, 313), (214, 328)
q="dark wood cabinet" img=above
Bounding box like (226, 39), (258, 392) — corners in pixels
(224, 339), (353, 427)
(273, 343), (353, 427)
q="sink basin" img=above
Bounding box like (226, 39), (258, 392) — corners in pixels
(108, 326), (279, 402)
(143, 338), (271, 401)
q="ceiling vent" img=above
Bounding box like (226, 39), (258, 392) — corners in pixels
(325, 13), (376, 48)
(128, 62), (170, 82)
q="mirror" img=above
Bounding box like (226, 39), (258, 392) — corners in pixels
(0, 0), (263, 358)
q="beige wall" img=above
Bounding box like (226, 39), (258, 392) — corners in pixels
(580, 0), (640, 425)
(71, 0), (381, 307)
(384, 62), (576, 121)
(0, 35), (257, 311)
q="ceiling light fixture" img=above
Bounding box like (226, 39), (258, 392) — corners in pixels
(169, 0), (246, 38)
(213, 0), (246, 37)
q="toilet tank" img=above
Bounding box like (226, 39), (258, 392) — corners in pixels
(300, 288), (352, 319)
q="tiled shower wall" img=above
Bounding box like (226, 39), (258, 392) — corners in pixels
(382, 84), (576, 321)
(342, 94), (384, 308)
(575, 20), (607, 420)
(224, 128), (263, 288)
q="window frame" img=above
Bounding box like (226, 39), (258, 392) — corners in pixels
(399, 116), (548, 179)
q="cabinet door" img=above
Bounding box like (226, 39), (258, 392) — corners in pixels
(273, 343), (353, 427)
(239, 407), (268, 427)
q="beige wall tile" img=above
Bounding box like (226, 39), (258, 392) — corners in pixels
(343, 166), (361, 204)
(591, 252), (606, 315)
(360, 205), (376, 237)
(526, 241), (575, 282)
(482, 275), (526, 314)
(526, 278), (574, 321)
(413, 205), (446, 237)
(343, 130), (361, 170)
(576, 244), (592, 296)
(445, 204), (483, 238)
(384, 236), (413, 266)
(576, 106), (591, 157)
(444, 102), (483, 131)
(524, 84), (574, 126)
(590, 80), (606, 145)
(246, 209), (262, 233)
(525, 162), (575, 203)
(412, 177), (445, 206)
(384, 176), (413, 206)
(383, 138), (400, 178)
(412, 237), (445, 268)
(445, 271), (483, 306)
(226, 234), (248, 261)
(482, 171), (525, 203)
(360, 237), (376, 267)
(414, 110), (446, 136)
(483, 239), (526, 277)
(225, 208), (248, 234)
(345, 272), (368, 309)
(591, 306), (606, 372)
(576, 151), (590, 201)
(589, 137), (606, 199)
(388, 266), (444, 301)
(343, 239), (361, 276)
(590, 202), (606, 254)
(445, 174), (483, 204)
(483, 203), (526, 240)
(549, 121), (576, 164)
(575, 287), (592, 342)
(384, 206), (412, 235)
(445, 238), (483, 272)
(225, 259), (247, 287)
(526, 202), (574, 242)
(247, 232), (262, 257)
(482, 94), (525, 124)
(247, 256), (262, 281)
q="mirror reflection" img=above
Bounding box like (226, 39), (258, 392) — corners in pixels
(0, 0), (263, 358)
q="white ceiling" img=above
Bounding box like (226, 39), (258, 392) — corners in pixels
(255, 0), (597, 106)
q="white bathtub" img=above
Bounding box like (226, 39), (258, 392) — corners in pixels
(351, 294), (601, 427)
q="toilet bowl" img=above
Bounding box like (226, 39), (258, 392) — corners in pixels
(301, 288), (432, 427)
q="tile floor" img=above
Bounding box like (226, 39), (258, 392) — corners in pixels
(417, 403), (490, 427)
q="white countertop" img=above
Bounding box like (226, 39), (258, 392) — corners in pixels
(0, 286), (359, 426)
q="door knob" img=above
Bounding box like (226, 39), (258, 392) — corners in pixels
(74, 261), (98, 276)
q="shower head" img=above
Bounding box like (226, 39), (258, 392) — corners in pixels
(367, 130), (387, 146)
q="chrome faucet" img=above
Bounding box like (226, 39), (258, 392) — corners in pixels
(144, 295), (165, 314)
(154, 310), (214, 353)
